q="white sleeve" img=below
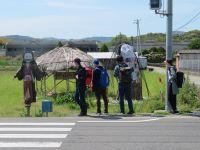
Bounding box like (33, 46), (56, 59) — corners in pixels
(168, 69), (173, 81)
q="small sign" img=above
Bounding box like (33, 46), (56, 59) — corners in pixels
(54, 71), (75, 80)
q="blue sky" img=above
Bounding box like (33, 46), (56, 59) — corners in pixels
(0, 0), (199, 39)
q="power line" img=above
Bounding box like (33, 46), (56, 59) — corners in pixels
(175, 10), (200, 31)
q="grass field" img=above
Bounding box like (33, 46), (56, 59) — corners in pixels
(0, 57), (21, 71)
(0, 70), (165, 117)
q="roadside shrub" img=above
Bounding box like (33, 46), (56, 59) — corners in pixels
(54, 92), (75, 105)
(177, 77), (200, 112)
(35, 109), (43, 117)
(53, 91), (96, 109)
(178, 104), (193, 113)
(146, 53), (165, 63)
(68, 103), (79, 110)
(135, 96), (165, 113)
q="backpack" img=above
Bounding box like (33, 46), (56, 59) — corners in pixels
(97, 68), (109, 88)
(85, 67), (93, 87)
(119, 64), (132, 83)
(176, 71), (184, 88)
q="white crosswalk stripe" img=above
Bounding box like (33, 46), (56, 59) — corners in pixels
(0, 127), (72, 131)
(0, 122), (75, 148)
(0, 142), (62, 148)
(0, 134), (68, 138)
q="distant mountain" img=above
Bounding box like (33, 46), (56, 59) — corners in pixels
(0, 35), (68, 45)
(82, 37), (113, 42)
(3, 35), (35, 42)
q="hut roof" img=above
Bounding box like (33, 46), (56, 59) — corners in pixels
(36, 46), (94, 72)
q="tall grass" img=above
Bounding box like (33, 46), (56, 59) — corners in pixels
(0, 70), (166, 117)
(0, 57), (21, 71)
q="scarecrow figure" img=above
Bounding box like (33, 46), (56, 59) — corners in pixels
(14, 51), (44, 107)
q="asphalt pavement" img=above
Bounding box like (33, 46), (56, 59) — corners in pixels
(0, 115), (199, 150)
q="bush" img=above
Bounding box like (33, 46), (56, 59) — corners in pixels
(178, 104), (193, 113)
(68, 103), (79, 110)
(54, 93), (75, 105)
(53, 91), (96, 110)
(147, 53), (165, 63)
(135, 96), (165, 113)
(177, 77), (200, 112)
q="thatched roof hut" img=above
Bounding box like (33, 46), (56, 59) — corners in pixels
(36, 45), (94, 72)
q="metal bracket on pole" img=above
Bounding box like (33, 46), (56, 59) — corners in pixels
(155, 10), (171, 16)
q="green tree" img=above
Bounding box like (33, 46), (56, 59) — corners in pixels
(108, 33), (130, 46)
(100, 44), (109, 52)
(58, 41), (63, 47)
(188, 39), (200, 49)
(157, 47), (166, 54)
(149, 47), (158, 53)
(0, 38), (8, 48)
(141, 49), (149, 55)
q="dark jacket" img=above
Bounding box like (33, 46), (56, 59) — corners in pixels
(15, 61), (44, 81)
(14, 61), (44, 105)
(168, 66), (178, 95)
(75, 66), (86, 88)
(113, 63), (133, 84)
(92, 66), (104, 91)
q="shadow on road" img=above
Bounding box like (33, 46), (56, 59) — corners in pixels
(87, 114), (137, 120)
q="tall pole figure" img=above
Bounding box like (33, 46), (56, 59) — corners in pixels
(165, 0), (173, 111)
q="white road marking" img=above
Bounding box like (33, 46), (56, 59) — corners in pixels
(0, 123), (75, 126)
(0, 134), (68, 138)
(0, 122), (76, 148)
(165, 116), (199, 119)
(0, 142), (62, 148)
(0, 128), (72, 131)
(78, 118), (161, 123)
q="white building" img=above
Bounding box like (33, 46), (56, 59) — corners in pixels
(177, 50), (200, 75)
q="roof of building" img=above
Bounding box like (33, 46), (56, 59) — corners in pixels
(87, 52), (117, 59)
(178, 50), (200, 54)
(36, 45), (94, 72)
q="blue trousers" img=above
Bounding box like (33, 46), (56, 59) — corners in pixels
(118, 83), (134, 113)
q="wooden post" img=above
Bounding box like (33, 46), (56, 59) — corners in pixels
(44, 76), (47, 97)
(40, 80), (43, 94)
(35, 80), (38, 92)
(54, 74), (56, 94)
(26, 106), (30, 117)
(66, 79), (68, 92)
(46, 112), (48, 117)
(67, 79), (70, 92)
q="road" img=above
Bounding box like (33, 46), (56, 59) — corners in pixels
(0, 115), (199, 150)
(149, 66), (200, 86)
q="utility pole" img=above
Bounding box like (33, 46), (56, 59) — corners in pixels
(165, 0), (173, 111)
(150, 0), (173, 112)
(133, 19), (142, 53)
(119, 32), (122, 45)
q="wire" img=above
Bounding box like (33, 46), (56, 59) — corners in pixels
(175, 10), (200, 31)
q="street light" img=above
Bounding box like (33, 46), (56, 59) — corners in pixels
(150, 0), (162, 10)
